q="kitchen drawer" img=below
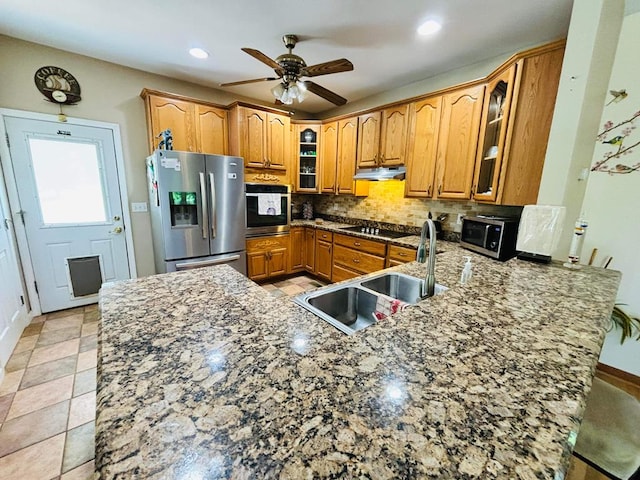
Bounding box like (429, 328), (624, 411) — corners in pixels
(333, 233), (387, 256)
(316, 230), (333, 243)
(387, 244), (417, 264)
(333, 244), (385, 274)
(246, 234), (289, 253)
(331, 264), (361, 283)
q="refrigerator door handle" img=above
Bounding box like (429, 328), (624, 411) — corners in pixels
(209, 172), (217, 239)
(199, 172), (208, 239)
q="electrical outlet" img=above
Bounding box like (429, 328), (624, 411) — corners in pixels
(456, 213), (465, 224)
(131, 202), (148, 213)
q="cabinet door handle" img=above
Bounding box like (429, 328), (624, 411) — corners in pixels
(438, 185), (442, 196)
(427, 185), (432, 197)
(380, 153), (385, 165)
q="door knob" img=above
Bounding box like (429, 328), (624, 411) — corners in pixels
(112, 226), (123, 234)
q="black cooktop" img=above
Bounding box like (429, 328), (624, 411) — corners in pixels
(340, 225), (410, 239)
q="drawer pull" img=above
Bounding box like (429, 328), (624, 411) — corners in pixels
(399, 252), (407, 257)
(353, 258), (360, 263)
(353, 242), (361, 246)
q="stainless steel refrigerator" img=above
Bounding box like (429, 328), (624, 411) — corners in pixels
(146, 150), (246, 275)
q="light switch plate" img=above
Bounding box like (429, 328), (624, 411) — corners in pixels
(131, 202), (148, 213)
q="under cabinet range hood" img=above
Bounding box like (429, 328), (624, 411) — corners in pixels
(353, 166), (406, 181)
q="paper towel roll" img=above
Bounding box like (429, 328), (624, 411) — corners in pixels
(516, 205), (566, 256)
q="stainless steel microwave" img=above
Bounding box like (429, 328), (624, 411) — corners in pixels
(460, 216), (520, 260)
(245, 183), (291, 237)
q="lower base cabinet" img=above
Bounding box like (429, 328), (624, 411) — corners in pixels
(332, 233), (386, 281)
(246, 234), (289, 281)
(315, 231), (333, 282)
(289, 227), (305, 274)
(386, 244), (418, 267)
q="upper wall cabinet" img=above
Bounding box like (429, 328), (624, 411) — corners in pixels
(294, 124), (321, 193)
(435, 84), (485, 200)
(473, 42), (565, 205)
(228, 105), (291, 184)
(320, 122), (338, 194)
(357, 105), (409, 168)
(141, 89), (228, 155)
(230, 107), (290, 170)
(405, 96), (442, 198)
(337, 117), (368, 196)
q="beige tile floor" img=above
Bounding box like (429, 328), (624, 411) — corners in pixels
(0, 275), (322, 479)
(0, 305), (97, 480)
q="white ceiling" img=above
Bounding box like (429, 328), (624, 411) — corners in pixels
(0, 1), (582, 113)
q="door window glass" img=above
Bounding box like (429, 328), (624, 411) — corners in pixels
(28, 137), (108, 224)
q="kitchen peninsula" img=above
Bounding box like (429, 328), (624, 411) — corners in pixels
(96, 246), (620, 479)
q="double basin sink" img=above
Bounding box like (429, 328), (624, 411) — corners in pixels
(293, 272), (447, 335)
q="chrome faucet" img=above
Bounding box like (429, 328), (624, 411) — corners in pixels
(416, 219), (437, 298)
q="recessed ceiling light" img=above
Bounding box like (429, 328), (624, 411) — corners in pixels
(189, 47), (209, 59)
(417, 20), (442, 36)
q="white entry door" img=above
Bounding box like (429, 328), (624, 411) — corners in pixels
(0, 192), (27, 369)
(5, 116), (131, 313)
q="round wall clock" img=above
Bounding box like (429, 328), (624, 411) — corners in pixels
(34, 66), (82, 105)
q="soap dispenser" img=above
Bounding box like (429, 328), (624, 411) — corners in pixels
(460, 256), (473, 285)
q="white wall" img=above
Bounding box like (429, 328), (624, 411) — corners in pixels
(581, 11), (640, 376)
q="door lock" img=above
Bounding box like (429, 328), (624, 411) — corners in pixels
(113, 215), (121, 221)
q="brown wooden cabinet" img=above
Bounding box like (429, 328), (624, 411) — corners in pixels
(231, 107), (290, 170)
(435, 84), (485, 200)
(320, 122), (338, 193)
(405, 96), (442, 197)
(337, 117), (369, 196)
(357, 112), (381, 168)
(141, 90), (228, 155)
(386, 244), (418, 267)
(246, 234), (289, 281)
(473, 42), (565, 205)
(195, 104), (228, 155)
(357, 106), (409, 169)
(289, 227), (305, 273)
(294, 125), (321, 193)
(315, 231), (333, 282)
(304, 228), (316, 272)
(332, 233), (386, 282)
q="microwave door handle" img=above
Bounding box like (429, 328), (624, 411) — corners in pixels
(482, 224), (491, 248)
(199, 172), (208, 239)
(209, 172), (217, 239)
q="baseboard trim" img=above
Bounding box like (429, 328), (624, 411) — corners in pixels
(597, 362), (640, 387)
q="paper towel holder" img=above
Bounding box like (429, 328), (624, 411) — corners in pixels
(515, 205), (566, 263)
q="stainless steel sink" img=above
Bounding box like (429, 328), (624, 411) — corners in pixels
(293, 272), (447, 335)
(360, 272), (448, 305)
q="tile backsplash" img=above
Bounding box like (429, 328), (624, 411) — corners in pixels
(293, 180), (523, 232)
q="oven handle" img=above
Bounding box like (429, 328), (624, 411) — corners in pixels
(245, 193), (287, 197)
(209, 172), (217, 239)
(199, 172), (208, 239)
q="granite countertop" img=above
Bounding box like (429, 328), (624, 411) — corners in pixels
(290, 219), (450, 250)
(96, 247), (620, 479)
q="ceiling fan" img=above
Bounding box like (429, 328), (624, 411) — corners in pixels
(220, 34), (353, 106)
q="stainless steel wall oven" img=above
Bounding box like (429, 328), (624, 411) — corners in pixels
(245, 183), (291, 237)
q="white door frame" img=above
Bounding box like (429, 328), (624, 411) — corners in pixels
(0, 108), (137, 315)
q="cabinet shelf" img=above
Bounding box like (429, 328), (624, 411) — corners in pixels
(488, 116), (503, 125)
(483, 155), (498, 161)
(299, 172), (316, 176)
(300, 142), (317, 146)
(300, 155), (317, 158)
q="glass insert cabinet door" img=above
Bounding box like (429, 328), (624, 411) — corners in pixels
(296, 125), (320, 192)
(472, 65), (517, 203)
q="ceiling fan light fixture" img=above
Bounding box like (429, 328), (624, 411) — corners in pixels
(417, 19), (442, 36)
(189, 47), (209, 59)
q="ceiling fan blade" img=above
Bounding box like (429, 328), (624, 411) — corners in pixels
(241, 48), (282, 71)
(303, 81), (347, 106)
(220, 77), (279, 87)
(302, 58), (353, 77)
